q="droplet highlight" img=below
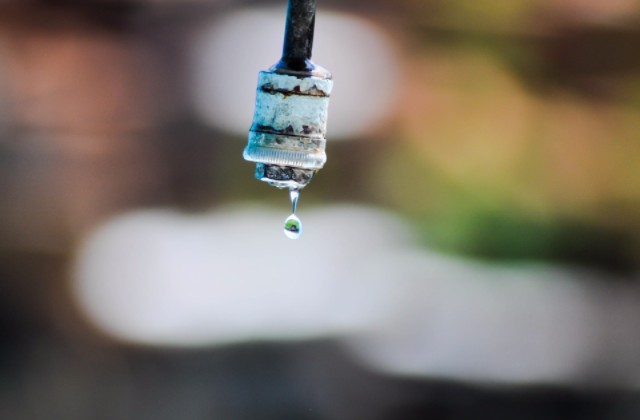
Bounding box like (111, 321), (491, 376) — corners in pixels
(289, 189), (299, 214)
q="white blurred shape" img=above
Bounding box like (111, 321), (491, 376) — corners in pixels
(190, 8), (399, 139)
(72, 205), (412, 346)
(72, 204), (640, 386)
(343, 252), (601, 384)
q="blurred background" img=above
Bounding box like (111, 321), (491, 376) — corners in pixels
(1, 0), (640, 419)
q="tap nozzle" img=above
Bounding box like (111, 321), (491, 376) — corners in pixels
(243, 0), (332, 190)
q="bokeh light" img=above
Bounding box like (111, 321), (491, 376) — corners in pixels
(190, 7), (399, 139)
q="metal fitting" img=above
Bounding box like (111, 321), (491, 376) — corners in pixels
(243, 0), (332, 190)
(244, 70), (332, 189)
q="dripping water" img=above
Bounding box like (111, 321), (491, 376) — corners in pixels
(283, 188), (302, 239)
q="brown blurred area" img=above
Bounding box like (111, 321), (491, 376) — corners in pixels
(377, 1), (640, 271)
(1, 1), (640, 419)
(1, 2), (162, 250)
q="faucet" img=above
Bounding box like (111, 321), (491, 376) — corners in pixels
(243, 0), (332, 190)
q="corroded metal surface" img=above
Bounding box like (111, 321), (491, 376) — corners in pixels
(255, 163), (315, 189)
(244, 70), (332, 188)
(250, 71), (331, 139)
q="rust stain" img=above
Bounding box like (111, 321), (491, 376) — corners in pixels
(260, 82), (329, 97)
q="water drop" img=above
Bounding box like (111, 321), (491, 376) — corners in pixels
(284, 188), (302, 239)
(284, 214), (302, 239)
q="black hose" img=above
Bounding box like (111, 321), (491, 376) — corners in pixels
(274, 0), (320, 75)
